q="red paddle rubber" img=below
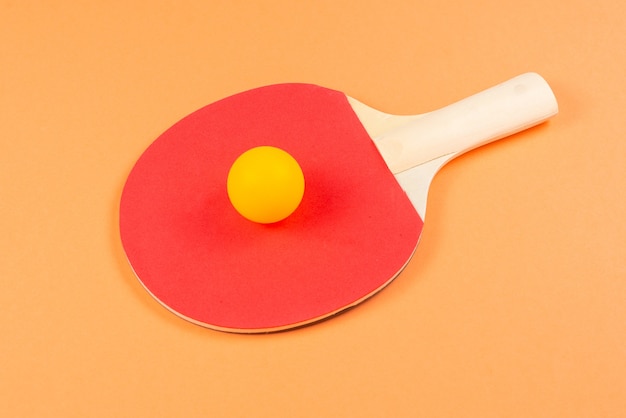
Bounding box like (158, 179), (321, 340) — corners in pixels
(120, 84), (423, 332)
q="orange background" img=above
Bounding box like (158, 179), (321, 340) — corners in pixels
(1, 1), (625, 417)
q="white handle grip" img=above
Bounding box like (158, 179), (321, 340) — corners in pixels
(375, 72), (558, 174)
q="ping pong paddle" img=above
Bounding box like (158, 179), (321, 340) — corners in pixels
(119, 72), (558, 333)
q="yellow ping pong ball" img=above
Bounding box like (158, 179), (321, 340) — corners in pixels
(227, 146), (305, 224)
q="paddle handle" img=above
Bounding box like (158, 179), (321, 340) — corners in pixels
(376, 72), (558, 173)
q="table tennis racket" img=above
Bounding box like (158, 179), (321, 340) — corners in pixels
(119, 72), (558, 333)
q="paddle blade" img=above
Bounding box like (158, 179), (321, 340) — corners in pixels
(120, 84), (423, 332)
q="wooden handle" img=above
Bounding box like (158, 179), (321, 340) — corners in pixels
(375, 73), (559, 173)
